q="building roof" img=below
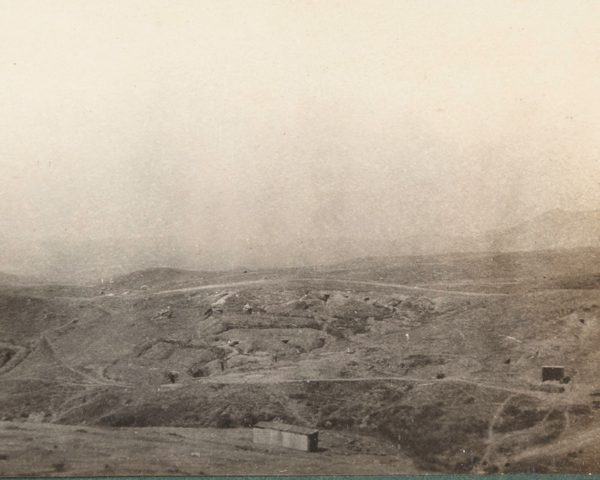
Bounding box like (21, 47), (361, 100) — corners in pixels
(254, 421), (318, 435)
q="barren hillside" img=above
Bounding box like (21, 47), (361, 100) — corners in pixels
(1, 249), (600, 474)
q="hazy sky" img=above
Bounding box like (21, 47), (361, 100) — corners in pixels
(2, 0), (600, 262)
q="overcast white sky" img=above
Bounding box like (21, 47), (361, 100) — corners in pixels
(1, 0), (600, 262)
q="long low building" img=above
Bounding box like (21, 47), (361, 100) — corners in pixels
(252, 421), (318, 452)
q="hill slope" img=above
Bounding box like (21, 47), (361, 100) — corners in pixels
(2, 248), (600, 474)
(2, 209), (599, 282)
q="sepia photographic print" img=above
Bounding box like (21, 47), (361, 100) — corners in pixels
(2, 0), (600, 476)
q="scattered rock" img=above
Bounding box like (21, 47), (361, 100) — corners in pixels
(27, 412), (45, 423)
(153, 307), (173, 319)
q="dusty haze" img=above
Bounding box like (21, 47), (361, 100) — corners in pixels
(1, 0), (600, 279)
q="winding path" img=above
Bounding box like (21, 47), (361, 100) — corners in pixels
(191, 374), (552, 398)
(153, 277), (509, 297)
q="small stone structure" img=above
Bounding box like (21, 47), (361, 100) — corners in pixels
(542, 365), (565, 382)
(253, 421), (318, 452)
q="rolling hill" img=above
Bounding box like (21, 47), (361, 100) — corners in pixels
(2, 247), (600, 474)
(1, 209), (599, 283)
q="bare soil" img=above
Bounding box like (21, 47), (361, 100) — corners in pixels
(2, 249), (600, 474)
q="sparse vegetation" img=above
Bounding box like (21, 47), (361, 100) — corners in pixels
(2, 250), (600, 474)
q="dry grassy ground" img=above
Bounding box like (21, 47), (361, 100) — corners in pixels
(0, 421), (417, 476)
(2, 249), (600, 475)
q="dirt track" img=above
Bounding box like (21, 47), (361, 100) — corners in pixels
(192, 374), (557, 398)
(154, 279), (269, 295)
(154, 277), (509, 297)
